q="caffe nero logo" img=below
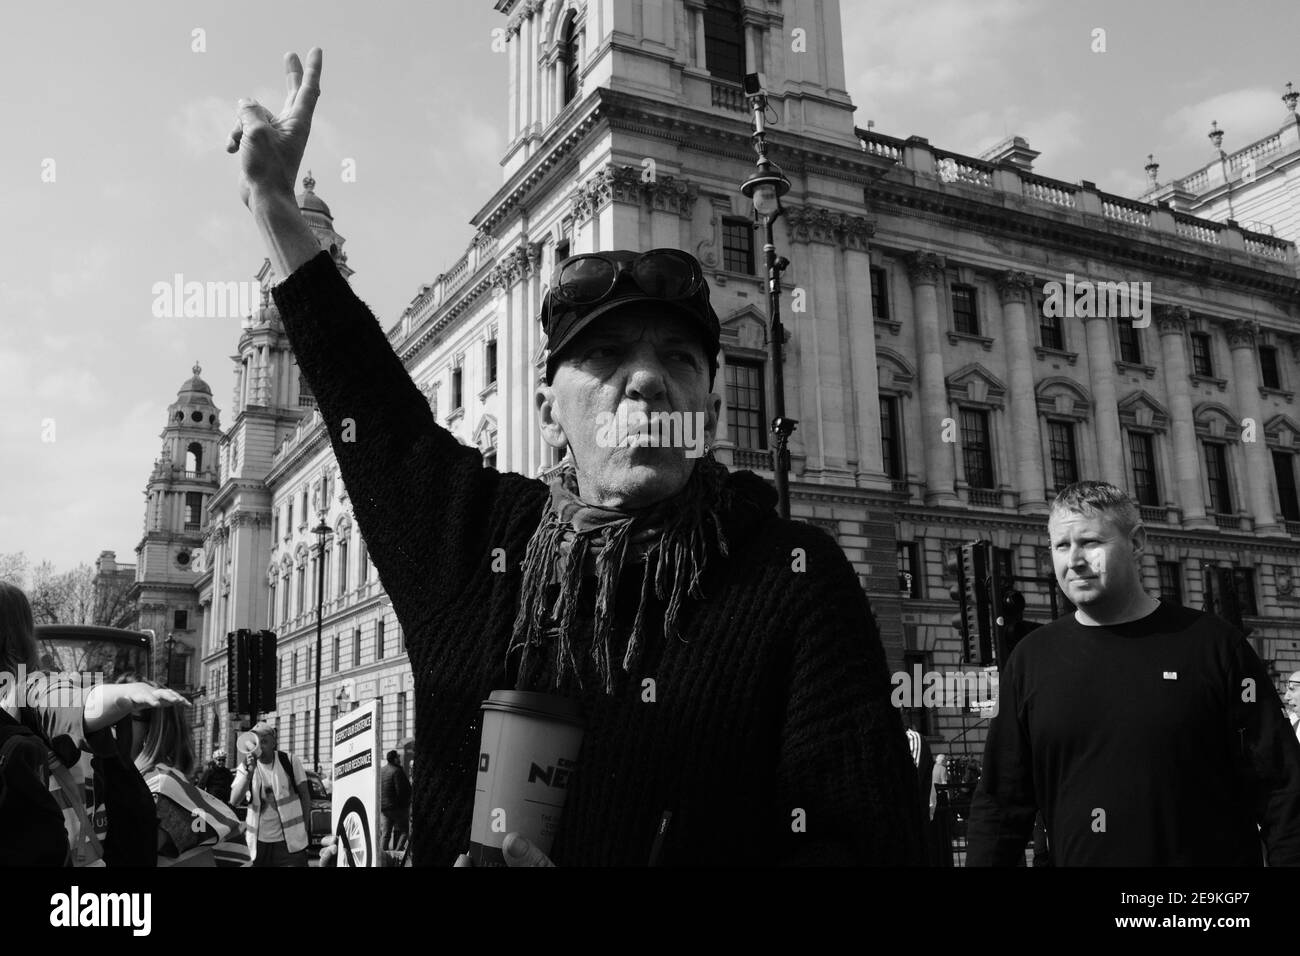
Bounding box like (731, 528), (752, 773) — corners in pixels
(527, 757), (577, 789)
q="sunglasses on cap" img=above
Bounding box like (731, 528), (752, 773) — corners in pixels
(549, 248), (705, 309)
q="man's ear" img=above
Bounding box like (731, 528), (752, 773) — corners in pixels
(1131, 523), (1147, 555)
(536, 383), (567, 450)
(705, 393), (721, 445)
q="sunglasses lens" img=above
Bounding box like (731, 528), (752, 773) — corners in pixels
(556, 258), (616, 304)
(633, 252), (696, 298)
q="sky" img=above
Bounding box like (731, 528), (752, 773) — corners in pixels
(0, 0), (1296, 572)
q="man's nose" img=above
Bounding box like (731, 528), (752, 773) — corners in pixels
(624, 348), (668, 402)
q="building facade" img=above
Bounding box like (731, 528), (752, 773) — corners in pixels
(123, 0), (1300, 771)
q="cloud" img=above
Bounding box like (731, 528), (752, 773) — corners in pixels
(843, 0), (1034, 115)
(171, 95), (236, 158)
(1163, 88), (1287, 150)
(49, 244), (115, 299)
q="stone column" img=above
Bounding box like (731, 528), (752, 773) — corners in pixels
(996, 270), (1046, 513)
(1226, 320), (1284, 535)
(1155, 305), (1213, 529)
(1081, 313), (1125, 488)
(906, 251), (957, 505)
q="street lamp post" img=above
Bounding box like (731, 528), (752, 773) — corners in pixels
(740, 72), (796, 519)
(312, 510), (334, 775)
(164, 632), (176, 687)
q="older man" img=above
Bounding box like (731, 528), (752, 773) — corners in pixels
(227, 48), (922, 866)
(967, 481), (1300, 865)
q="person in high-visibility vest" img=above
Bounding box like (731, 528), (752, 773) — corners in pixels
(229, 722), (311, 867)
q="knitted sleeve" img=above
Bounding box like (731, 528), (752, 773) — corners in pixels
(271, 251), (542, 609)
(772, 528), (925, 865)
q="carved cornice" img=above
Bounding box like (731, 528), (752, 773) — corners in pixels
(1154, 304), (1191, 335)
(505, 0), (544, 37)
(567, 164), (698, 223)
(783, 204), (875, 250)
(995, 270), (1034, 304)
(1225, 319), (1258, 350)
(905, 250), (946, 285)
(490, 242), (543, 292)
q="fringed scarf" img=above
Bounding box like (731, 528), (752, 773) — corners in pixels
(508, 452), (733, 694)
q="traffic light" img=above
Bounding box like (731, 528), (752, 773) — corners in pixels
(949, 542), (996, 666)
(227, 629), (278, 717)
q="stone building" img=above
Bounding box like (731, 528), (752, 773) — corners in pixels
(132, 0), (1300, 771)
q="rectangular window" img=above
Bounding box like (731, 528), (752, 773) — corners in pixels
(1038, 296), (1063, 350)
(486, 339), (498, 386)
(360, 541), (369, 583)
(397, 691), (407, 741)
(703, 3), (744, 84)
(286, 501), (293, 536)
(879, 395), (902, 480)
(870, 267), (890, 322)
(960, 409), (994, 489)
(556, 240), (570, 264)
(901, 650), (931, 736)
(282, 575), (290, 622)
(289, 713), (297, 756)
(1274, 451), (1300, 522)
(725, 359), (766, 451)
(353, 629), (361, 668)
(451, 367), (463, 411)
(292, 650), (298, 685)
(1047, 421), (1079, 492)
(1157, 561), (1182, 606)
(296, 567), (305, 618)
(1190, 332), (1213, 376)
(1234, 569), (1258, 616)
(298, 373), (315, 408)
(269, 582), (276, 629)
(1129, 432), (1159, 506)
(377, 619), (386, 660)
(301, 489), (308, 524)
(333, 634), (340, 674)
(1204, 443), (1232, 514)
(1117, 319), (1142, 364)
(722, 218), (754, 274)
(951, 285), (979, 336)
(1261, 346), (1282, 390)
(897, 542), (920, 598)
(173, 609), (188, 630)
(273, 510), (280, 542)
(338, 540), (348, 596)
(184, 492), (203, 530)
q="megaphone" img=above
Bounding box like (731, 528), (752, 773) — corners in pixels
(236, 731), (260, 757)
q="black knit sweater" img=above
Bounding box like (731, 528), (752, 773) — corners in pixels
(272, 251), (923, 866)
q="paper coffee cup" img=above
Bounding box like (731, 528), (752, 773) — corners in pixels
(468, 691), (584, 866)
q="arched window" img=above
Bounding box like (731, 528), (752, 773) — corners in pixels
(703, 0), (744, 84)
(185, 442), (203, 473)
(560, 12), (579, 106)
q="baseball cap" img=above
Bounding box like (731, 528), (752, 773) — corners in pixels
(541, 249), (721, 385)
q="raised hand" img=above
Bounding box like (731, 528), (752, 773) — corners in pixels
(226, 48), (323, 210)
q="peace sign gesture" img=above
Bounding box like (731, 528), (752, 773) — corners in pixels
(226, 48), (323, 210)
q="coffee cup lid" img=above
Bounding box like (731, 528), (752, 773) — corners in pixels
(482, 690), (584, 727)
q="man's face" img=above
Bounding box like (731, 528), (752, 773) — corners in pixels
(255, 728), (276, 759)
(537, 305), (719, 509)
(1285, 674), (1300, 715)
(1048, 507), (1145, 610)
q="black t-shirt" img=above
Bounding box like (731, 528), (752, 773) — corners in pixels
(967, 601), (1300, 866)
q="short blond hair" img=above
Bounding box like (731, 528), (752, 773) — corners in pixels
(1049, 481), (1141, 537)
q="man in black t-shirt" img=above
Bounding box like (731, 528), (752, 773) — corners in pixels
(967, 480), (1300, 866)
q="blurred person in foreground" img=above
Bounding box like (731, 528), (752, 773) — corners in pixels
(967, 481), (1300, 865)
(226, 48), (921, 866)
(131, 681), (243, 866)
